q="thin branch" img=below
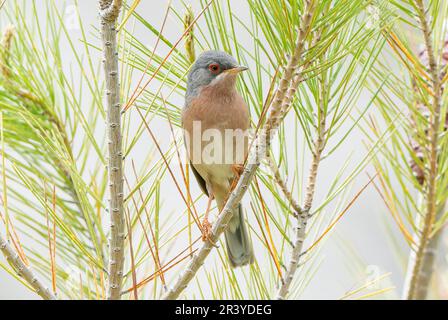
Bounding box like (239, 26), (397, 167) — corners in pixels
(99, 0), (124, 300)
(267, 155), (302, 216)
(162, 0), (316, 300)
(402, 0), (444, 300)
(0, 233), (56, 300)
(277, 51), (327, 299)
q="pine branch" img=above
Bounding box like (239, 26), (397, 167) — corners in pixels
(99, 0), (124, 300)
(162, 0), (316, 300)
(0, 232), (56, 300)
(1, 25), (104, 264)
(267, 155), (302, 216)
(402, 0), (443, 300)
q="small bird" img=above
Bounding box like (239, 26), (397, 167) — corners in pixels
(182, 51), (254, 267)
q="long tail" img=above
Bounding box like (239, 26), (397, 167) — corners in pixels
(224, 204), (254, 268)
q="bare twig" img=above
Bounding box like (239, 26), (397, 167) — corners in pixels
(162, 0), (316, 300)
(267, 155), (302, 216)
(98, 0), (124, 300)
(0, 233), (56, 300)
(402, 0), (443, 300)
(277, 51), (326, 299)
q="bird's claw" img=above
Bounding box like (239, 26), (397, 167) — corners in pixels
(229, 164), (244, 192)
(201, 219), (219, 247)
(201, 218), (212, 241)
(231, 164), (244, 178)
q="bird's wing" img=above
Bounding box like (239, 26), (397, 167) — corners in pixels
(190, 161), (209, 197)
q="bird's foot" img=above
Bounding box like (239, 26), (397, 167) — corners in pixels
(200, 219), (219, 247)
(230, 164), (244, 192)
(231, 164), (244, 178)
(200, 195), (218, 247)
(201, 218), (212, 241)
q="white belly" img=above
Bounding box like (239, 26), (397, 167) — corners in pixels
(194, 162), (233, 199)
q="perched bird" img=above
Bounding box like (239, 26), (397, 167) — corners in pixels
(182, 51), (254, 267)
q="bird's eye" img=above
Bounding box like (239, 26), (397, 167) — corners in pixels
(208, 63), (220, 74)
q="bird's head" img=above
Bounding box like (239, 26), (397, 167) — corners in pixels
(186, 51), (247, 101)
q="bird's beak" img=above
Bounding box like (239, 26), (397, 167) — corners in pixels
(225, 66), (249, 75)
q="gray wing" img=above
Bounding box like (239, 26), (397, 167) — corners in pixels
(190, 161), (209, 197)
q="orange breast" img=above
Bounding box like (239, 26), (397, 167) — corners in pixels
(182, 87), (250, 167)
(182, 87), (250, 134)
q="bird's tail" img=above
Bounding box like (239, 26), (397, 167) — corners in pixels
(224, 204), (254, 268)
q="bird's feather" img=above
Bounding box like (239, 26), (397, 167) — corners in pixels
(190, 161), (208, 197)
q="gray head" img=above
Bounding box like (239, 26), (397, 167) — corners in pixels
(185, 51), (247, 103)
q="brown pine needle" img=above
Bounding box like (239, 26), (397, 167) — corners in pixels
(91, 264), (100, 300)
(383, 30), (433, 96)
(386, 30), (429, 81)
(373, 171), (415, 244)
(250, 202), (283, 281)
(122, 238), (201, 294)
(160, 95), (201, 230)
(135, 106), (202, 230)
(254, 177), (282, 279)
(128, 162), (166, 285)
(123, 0), (215, 112)
(125, 174), (164, 282)
(0, 211), (29, 265)
(123, 0), (170, 108)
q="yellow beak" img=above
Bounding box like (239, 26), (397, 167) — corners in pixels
(225, 66), (249, 74)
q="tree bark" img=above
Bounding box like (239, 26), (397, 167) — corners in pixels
(99, 0), (124, 300)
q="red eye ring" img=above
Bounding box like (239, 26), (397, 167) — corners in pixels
(208, 63), (220, 74)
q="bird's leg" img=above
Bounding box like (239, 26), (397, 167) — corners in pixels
(201, 194), (214, 242)
(222, 164), (245, 206)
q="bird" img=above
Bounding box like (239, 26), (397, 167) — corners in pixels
(182, 50), (254, 268)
